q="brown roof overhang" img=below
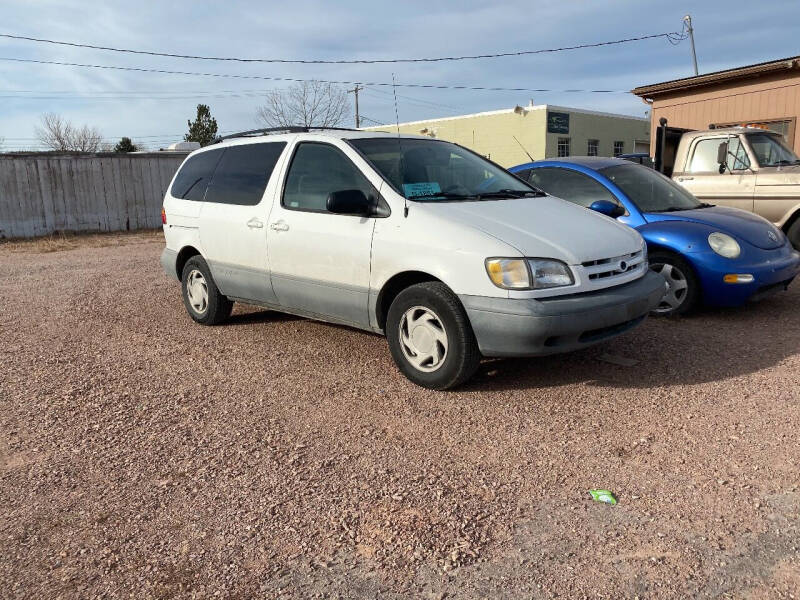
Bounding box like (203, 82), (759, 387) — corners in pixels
(632, 56), (800, 98)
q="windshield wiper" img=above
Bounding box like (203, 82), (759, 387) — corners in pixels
(696, 202), (715, 208)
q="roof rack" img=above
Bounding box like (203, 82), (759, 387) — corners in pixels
(211, 126), (362, 144)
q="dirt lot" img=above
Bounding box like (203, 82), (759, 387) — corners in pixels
(1, 231), (799, 599)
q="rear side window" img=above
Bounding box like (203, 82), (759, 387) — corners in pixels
(529, 167), (620, 208)
(204, 142), (287, 206)
(170, 149), (223, 201)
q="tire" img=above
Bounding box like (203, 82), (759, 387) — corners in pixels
(180, 255), (233, 325)
(385, 282), (481, 390)
(648, 251), (700, 317)
(787, 219), (800, 251)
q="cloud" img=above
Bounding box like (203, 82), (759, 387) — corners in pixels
(1, 0), (798, 149)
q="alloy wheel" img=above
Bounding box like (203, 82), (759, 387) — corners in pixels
(186, 269), (209, 315)
(398, 306), (449, 372)
(651, 262), (688, 314)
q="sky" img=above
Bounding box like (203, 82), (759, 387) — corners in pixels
(1, 0), (799, 151)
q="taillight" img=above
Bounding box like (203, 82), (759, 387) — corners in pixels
(161, 207), (167, 225)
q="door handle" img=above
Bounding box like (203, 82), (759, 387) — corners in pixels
(677, 176), (694, 182)
(270, 221), (289, 232)
(247, 218), (264, 229)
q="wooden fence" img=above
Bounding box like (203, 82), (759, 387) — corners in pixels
(0, 152), (188, 238)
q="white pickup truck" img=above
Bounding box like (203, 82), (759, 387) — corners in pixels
(654, 121), (800, 249)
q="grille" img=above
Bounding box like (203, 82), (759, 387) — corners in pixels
(582, 249), (645, 281)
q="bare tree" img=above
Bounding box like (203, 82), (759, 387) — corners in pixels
(35, 113), (103, 152)
(256, 81), (350, 128)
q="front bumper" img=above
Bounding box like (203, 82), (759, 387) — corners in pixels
(459, 269), (666, 357)
(692, 245), (800, 307)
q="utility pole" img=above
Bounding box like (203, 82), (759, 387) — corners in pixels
(348, 84), (363, 128)
(684, 15), (699, 76)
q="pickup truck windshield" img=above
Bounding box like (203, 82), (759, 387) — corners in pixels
(348, 137), (539, 201)
(602, 163), (702, 213)
(746, 133), (800, 167)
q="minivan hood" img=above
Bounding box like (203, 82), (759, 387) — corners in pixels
(644, 205), (784, 250)
(419, 195), (643, 263)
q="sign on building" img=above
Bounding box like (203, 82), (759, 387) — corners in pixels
(547, 111), (570, 134)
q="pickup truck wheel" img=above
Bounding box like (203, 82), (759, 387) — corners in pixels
(386, 282), (481, 390)
(787, 219), (800, 250)
(181, 255), (233, 325)
(648, 252), (699, 316)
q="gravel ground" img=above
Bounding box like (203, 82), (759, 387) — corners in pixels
(1, 231), (799, 599)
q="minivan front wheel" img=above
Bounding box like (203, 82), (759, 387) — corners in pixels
(181, 255), (233, 325)
(386, 282), (480, 390)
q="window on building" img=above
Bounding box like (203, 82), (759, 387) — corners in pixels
(204, 142), (287, 205)
(557, 137), (571, 157)
(587, 139), (599, 156)
(613, 141), (625, 157)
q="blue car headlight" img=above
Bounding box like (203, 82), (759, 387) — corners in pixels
(708, 232), (741, 259)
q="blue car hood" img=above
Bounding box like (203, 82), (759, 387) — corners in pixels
(643, 206), (783, 250)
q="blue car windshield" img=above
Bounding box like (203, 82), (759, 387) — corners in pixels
(602, 163), (701, 213)
(348, 137), (539, 201)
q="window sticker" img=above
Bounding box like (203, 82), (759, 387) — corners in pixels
(402, 182), (441, 198)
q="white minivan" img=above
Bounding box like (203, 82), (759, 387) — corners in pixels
(160, 128), (665, 389)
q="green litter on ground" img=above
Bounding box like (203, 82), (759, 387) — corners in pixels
(589, 489), (617, 505)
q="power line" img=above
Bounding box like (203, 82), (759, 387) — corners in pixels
(361, 87), (463, 112)
(0, 56), (631, 94)
(0, 31), (686, 64)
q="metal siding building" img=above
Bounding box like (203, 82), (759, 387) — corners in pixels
(633, 56), (800, 155)
(363, 103), (649, 168)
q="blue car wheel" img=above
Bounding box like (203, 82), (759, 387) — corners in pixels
(648, 251), (700, 316)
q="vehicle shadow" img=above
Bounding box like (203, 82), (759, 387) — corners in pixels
(467, 288), (800, 392)
(225, 308), (303, 326)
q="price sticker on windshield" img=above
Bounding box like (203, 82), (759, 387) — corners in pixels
(402, 182), (441, 198)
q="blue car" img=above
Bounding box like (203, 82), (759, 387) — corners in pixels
(509, 157), (800, 315)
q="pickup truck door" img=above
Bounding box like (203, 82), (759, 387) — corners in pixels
(673, 135), (755, 212)
(266, 140), (379, 329)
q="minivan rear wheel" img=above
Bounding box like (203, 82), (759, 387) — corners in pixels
(386, 282), (481, 390)
(181, 255), (233, 325)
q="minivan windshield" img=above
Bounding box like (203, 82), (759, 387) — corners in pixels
(746, 133), (800, 167)
(602, 163), (703, 213)
(348, 137), (541, 201)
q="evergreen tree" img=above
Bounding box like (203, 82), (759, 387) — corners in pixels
(113, 137), (138, 153)
(185, 104), (218, 147)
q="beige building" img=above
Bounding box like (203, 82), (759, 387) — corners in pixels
(633, 56), (800, 154)
(363, 102), (650, 167)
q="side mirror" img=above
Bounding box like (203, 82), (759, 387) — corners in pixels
(717, 141), (729, 170)
(327, 189), (371, 216)
(589, 199), (625, 219)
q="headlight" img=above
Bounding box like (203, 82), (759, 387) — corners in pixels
(528, 259), (574, 289)
(485, 258), (530, 289)
(485, 258), (574, 290)
(708, 232), (740, 258)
